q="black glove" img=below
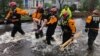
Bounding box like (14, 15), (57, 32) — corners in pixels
(85, 28), (88, 32)
(71, 33), (74, 37)
(4, 19), (8, 24)
(29, 15), (32, 17)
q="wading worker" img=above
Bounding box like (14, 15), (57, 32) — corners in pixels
(85, 9), (100, 50)
(39, 6), (58, 45)
(60, 13), (76, 44)
(5, 2), (28, 37)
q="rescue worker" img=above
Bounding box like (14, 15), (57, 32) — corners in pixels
(59, 5), (72, 25)
(32, 4), (44, 39)
(39, 6), (58, 45)
(5, 2), (28, 37)
(85, 9), (100, 50)
(61, 13), (76, 44)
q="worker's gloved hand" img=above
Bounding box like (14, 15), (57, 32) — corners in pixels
(36, 28), (42, 33)
(29, 14), (32, 17)
(38, 28), (42, 32)
(4, 19), (8, 24)
(71, 33), (75, 37)
(71, 33), (75, 40)
(85, 28), (89, 32)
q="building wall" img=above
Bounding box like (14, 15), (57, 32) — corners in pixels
(45, 0), (80, 8)
(23, 0), (34, 8)
(22, 0), (80, 9)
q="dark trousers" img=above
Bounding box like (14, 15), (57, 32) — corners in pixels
(88, 29), (98, 47)
(61, 25), (72, 44)
(62, 31), (72, 44)
(46, 23), (57, 45)
(35, 25), (43, 38)
(11, 24), (25, 37)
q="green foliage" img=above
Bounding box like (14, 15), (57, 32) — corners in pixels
(82, 0), (99, 11)
(96, 0), (100, 10)
(21, 15), (31, 20)
(44, 3), (52, 8)
(70, 4), (77, 12)
(0, 0), (23, 18)
(15, 0), (23, 8)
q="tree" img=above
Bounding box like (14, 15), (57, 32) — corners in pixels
(0, 0), (23, 18)
(82, 0), (99, 12)
(95, 0), (100, 10)
(9, 0), (23, 8)
(58, 0), (64, 9)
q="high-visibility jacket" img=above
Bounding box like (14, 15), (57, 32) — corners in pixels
(86, 16), (92, 24)
(60, 7), (72, 20)
(59, 7), (72, 25)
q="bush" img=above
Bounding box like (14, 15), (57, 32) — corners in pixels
(21, 15), (31, 20)
(44, 3), (52, 8)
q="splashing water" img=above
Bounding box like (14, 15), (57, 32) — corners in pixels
(0, 18), (100, 56)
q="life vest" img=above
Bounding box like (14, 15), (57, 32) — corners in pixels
(5, 7), (28, 19)
(47, 16), (57, 24)
(32, 12), (42, 20)
(85, 15), (100, 28)
(86, 16), (92, 23)
(16, 8), (28, 15)
(68, 19), (76, 33)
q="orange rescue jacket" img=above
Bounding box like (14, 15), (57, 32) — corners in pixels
(47, 16), (58, 24)
(68, 19), (76, 33)
(85, 16), (92, 24)
(32, 12), (42, 22)
(5, 7), (28, 19)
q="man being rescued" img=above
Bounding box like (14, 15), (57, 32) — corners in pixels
(32, 5), (44, 39)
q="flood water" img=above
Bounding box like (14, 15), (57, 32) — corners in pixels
(0, 18), (100, 56)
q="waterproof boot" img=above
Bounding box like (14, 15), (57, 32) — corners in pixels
(87, 44), (94, 52)
(39, 30), (44, 37)
(46, 37), (51, 45)
(87, 39), (94, 51)
(35, 33), (39, 39)
(88, 46), (93, 51)
(50, 37), (55, 41)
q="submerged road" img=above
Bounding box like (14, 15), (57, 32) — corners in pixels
(0, 18), (100, 56)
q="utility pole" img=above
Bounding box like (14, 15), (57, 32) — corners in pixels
(43, 0), (45, 8)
